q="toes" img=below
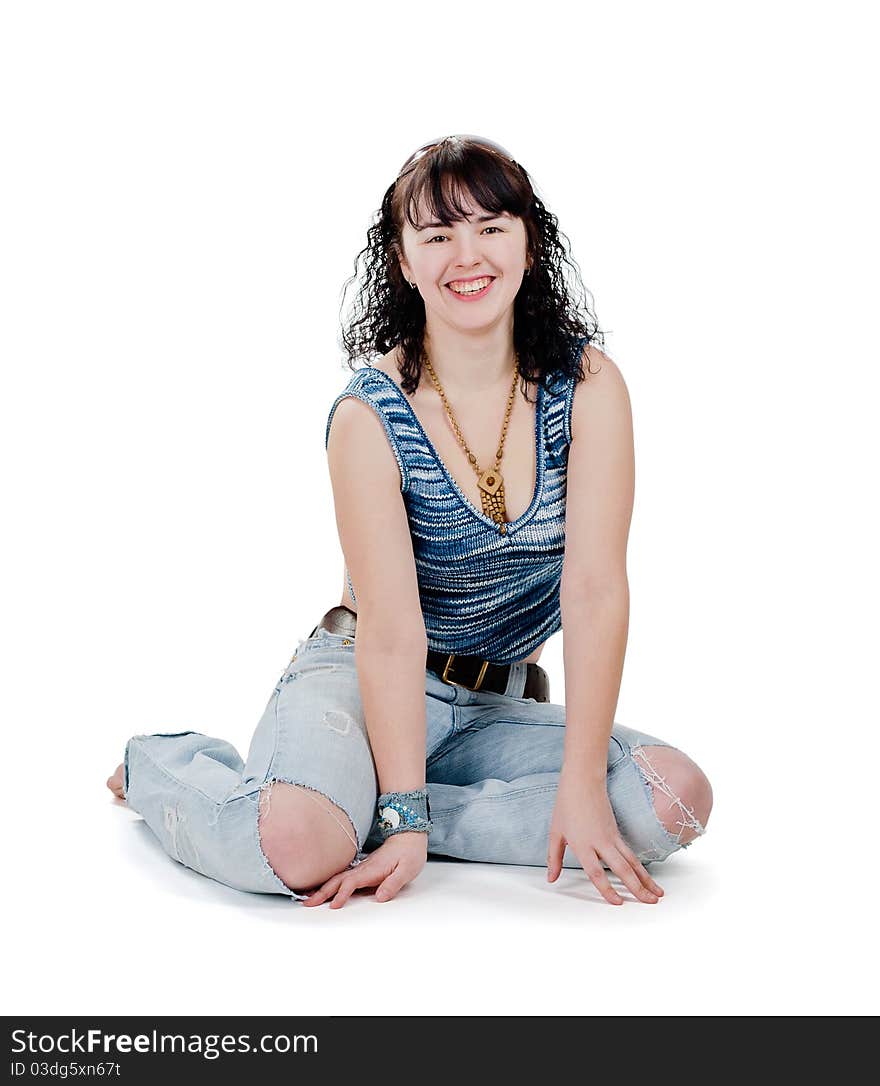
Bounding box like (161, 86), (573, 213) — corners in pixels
(107, 764), (125, 797)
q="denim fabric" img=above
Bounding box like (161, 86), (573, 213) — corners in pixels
(123, 625), (688, 903)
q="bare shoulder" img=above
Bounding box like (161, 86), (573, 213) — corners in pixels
(326, 392), (403, 491)
(569, 344), (632, 444)
(370, 346), (404, 386)
(577, 342), (625, 387)
(326, 353), (424, 639)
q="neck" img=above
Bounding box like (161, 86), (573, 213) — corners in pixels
(421, 322), (517, 395)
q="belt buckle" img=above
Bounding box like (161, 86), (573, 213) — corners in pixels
(441, 653), (490, 692)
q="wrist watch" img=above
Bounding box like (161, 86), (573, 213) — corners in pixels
(376, 788), (432, 840)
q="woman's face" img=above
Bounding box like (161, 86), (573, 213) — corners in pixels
(397, 192), (530, 330)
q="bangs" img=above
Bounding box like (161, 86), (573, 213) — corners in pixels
(399, 145), (531, 232)
(340, 132), (604, 393)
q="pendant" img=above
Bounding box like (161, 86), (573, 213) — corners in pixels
(477, 468), (503, 496)
(478, 467), (508, 525)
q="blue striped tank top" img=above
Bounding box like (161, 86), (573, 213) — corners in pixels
(325, 337), (586, 664)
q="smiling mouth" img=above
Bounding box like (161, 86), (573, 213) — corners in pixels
(446, 276), (496, 297)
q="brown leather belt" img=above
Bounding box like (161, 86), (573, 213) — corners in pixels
(308, 605), (550, 702)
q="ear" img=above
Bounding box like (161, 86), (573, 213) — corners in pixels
(395, 246), (411, 285)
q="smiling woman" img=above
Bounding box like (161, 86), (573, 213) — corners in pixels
(404, 204), (526, 320)
(338, 133), (602, 397)
(110, 133), (712, 910)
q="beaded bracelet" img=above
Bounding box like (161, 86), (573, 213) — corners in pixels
(376, 788), (433, 840)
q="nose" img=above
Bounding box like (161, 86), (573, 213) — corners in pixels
(451, 232), (483, 270)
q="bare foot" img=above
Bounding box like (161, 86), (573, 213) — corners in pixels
(107, 763), (125, 801)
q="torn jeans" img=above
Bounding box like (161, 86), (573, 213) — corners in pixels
(123, 626), (703, 902)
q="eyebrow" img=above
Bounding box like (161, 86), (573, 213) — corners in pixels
(416, 213), (507, 232)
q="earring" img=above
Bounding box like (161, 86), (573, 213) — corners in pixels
(409, 281), (416, 289)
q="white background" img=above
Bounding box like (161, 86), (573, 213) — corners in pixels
(3, 0), (877, 1016)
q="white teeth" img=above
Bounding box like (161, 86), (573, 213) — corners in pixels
(449, 277), (493, 294)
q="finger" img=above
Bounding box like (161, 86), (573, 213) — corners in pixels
(546, 832), (565, 883)
(329, 866), (379, 909)
(302, 871), (348, 907)
(584, 858), (625, 905)
(375, 867), (409, 902)
(617, 840), (665, 896)
(604, 846), (660, 904)
(329, 876), (362, 909)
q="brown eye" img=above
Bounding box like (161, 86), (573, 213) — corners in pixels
(428, 226), (502, 243)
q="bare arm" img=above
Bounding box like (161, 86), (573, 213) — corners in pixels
(304, 395), (431, 909)
(325, 395), (428, 794)
(559, 348), (635, 781)
(546, 349), (663, 905)
(561, 586), (630, 781)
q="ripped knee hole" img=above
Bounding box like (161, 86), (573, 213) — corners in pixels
(631, 744), (707, 841)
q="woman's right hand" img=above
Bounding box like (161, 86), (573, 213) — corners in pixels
(303, 831), (428, 909)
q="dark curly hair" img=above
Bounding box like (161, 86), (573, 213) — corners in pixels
(338, 134), (606, 398)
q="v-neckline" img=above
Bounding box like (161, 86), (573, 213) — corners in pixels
(366, 365), (546, 534)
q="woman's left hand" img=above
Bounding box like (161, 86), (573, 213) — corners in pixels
(546, 766), (665, 905)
